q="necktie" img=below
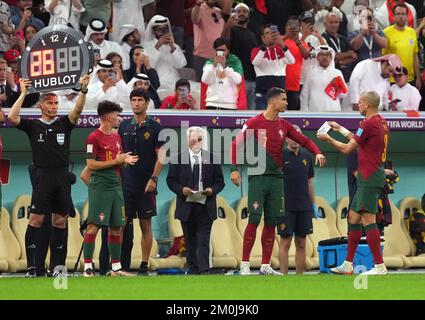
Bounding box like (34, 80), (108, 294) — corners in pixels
(192, 155), (200, 191)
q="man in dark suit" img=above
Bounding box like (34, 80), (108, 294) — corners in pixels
(166, 126), (225, 274)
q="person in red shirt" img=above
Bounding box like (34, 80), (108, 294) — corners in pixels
(317, 90), (389, 275)
(230, 87), (326, 275)
(282, 17), (310, 110)
(160, 79), (198, 110)
(0, 107), (4, 209)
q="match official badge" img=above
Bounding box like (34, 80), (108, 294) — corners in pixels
(56, 133), (65, 145)
(356, 128), (363, 137)
(99, 212), (105, 222)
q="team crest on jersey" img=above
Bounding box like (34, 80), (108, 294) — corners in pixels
(144, 132), (151, 140)
(279, 223), (286, 231)
(303, 159), (307, 166)
(279, 129), (284, 139)
(56, 133), (65, 145)
(252, 201), (260, 211)
(356, 128), (363, 137)
(99, 212), (105, 222)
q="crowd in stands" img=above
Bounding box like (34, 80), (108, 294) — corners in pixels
(1, 0), (425, 112)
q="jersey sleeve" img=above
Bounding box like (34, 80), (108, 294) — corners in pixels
(353, 120), (371, 146)
(61, 115), (75, 132)
(230, 118), (255, 171)
(86, 133), (98, 160)
(307, 154), (314, 179)
(286, 122), (321, 155)
(15, 118), (34, 134)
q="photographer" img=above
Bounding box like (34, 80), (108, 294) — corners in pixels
(160, 78), (198, 110)
(10, 0), (45, 32)
(86, 59), (131, 111)
(348, 6), (387, 61)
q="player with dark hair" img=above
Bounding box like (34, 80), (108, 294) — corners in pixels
(83, 100), (138, 277)
(8, 76), (90, 277)
(230, 87), (326, 275)
(317, 90), (389, 275)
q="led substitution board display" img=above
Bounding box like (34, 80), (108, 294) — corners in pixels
(19, 25), (93, 93)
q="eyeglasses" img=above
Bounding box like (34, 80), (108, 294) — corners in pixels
(212, 12), (219, 23)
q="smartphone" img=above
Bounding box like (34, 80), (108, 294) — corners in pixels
(93, 48), (100, 59)
(6, 67), (12, 73)
(216, 49), (224, 57)
(179, 86), (189, 99)
(270, 25), (278, 33)
(108, 70), (116, 80)
(367, 15), (373, 23)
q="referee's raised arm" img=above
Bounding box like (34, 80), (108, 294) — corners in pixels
(8, 78), (31, 126)
(68, 75), (90, 125)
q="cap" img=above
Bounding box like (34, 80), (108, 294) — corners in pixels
(117, 24), (138, 43)
(4, 49), (20, 63)
(299, 11), (315, 24)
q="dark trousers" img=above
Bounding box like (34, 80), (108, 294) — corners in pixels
(181, 203), (213, 274)
(286, 90), (300, 110)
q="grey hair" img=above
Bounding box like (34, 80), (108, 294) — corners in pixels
(186, 126), (204, 140)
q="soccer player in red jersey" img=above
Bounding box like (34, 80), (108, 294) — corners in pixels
(83, 101), (138, 277)
(230, 87), (326, 275)
(317, 91), (389, 275)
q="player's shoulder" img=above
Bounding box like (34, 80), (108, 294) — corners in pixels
(87, 128), (101, 140)
(148, 117), (163, 130)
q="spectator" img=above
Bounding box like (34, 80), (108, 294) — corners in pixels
(346, 0), (371, 33)
(314, 4), (343, 36)
(222, 2), (258, 110)
(251, 24), (295, 110)
(117, 24), (142, 72)
(124, 45), (160, 92)
(375, 0), (417, 31)
(348, 6), (387, 62)
(299, 10), (328, 90)
(45, 0), (84, 30)
(191, 0), (225, 81)
(10, 0), (45, 32)
(322, 12), (358, 83)
(109, 0), (156, 43)
(127, 73), (161, 109)
(383, 2), (421, 90)
(79, 0), (110, 34)
(283, 17), (310, 110)
(160, 78), (198, 110)
(3, 48), (19, 81)
(106, 52), (123, 71)
(143, 15), (187, 90)
(84, 19), (128, 70)
(54, 89), (80, 109)
(23, 23), (37, 45)
(349, 54), (403, 110)
(86, 59), (131, 110)
(183, 0), (196, 67)
(201, 37), (242, 110)
(300, 45), (347, 111)
(389, 66), (422, 111)
(416, 17), (425, 111)
(156, 0), (186, 48)
(0, 1), (13, 55)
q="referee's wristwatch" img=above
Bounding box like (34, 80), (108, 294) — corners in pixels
(150, 176), (158, 183)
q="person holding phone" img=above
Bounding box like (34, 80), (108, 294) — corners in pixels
(348, 6), (387, 61)
(389, 66), (421, 111)
(251, 23), (295, 110)
(201, 37), (243, 110)
(86, 59), (131, 111)
(160, 78), (198, 110)
(10, 1), (45, 32)
(143, 15), (186, 90)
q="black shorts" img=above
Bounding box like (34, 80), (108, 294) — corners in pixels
(30, 168), (72, 216)
(123, 189), (157, 220)
(277, 210), (313, 238)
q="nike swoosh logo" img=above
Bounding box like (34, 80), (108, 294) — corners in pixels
(147, 210), (153, 214)
(285, 161), (290, 164)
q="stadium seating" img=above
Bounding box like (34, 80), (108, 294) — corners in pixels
(308, 196), (342, 268)
(335, 196), (349, 236)
(399, 196), (421, 229)
(382, 203), (425, 268)
(10, 195), (32, 271)
(234, 196), (280, 269)
(210, 196), (243, 269)
(166, 197), (186, 265)
(0, 207), (23, 272)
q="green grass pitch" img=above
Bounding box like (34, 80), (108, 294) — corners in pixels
(0, 274), (424, 300)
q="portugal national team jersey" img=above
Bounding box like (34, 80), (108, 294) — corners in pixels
(86, 129), (123, 189)
(353, 114), (389, 187)
(231, 113), (321, 175)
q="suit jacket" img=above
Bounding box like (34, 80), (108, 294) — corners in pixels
(166, 150), (225, 222)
